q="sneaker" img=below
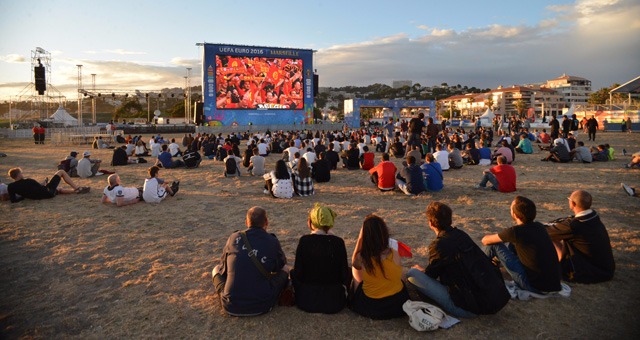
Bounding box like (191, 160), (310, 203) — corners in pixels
(473, 184), (482, 189)
(170, 181), (180, 196)
(623, 148), (627, 156)
(76, 186), (91, 194)
(263, 189), (269, 194)
(622, 183), (635, 196)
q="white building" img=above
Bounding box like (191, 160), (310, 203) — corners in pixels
(544, 74), (592, 106)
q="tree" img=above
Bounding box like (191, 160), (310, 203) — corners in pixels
(484, 96), (494, 110)
(114, 99), (144, 121)
(513, 99), (527, 118)
(588, 84), (624, 105)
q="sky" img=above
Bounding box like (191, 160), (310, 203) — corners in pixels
(0, 0), (639, 101)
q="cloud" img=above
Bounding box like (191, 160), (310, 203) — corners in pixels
(0, 54), (27, 63)
(170, 57), (199, 68)
(315, 0), (640, 90)
(104, 49), (147, 55)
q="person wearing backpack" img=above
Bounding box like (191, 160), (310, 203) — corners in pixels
(223, 150), (242, 177)
(406, 202), (510, 318)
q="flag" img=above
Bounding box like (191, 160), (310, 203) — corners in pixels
(389, 238), (412, 258)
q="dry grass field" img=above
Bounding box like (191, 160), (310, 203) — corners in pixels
(1, 131), (639, 339)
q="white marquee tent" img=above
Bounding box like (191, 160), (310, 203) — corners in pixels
(47, 106), (78, 126)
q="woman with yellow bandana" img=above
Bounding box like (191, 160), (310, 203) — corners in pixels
(290, 203), (351, 313)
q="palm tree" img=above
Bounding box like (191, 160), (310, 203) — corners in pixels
(513, 99), (527, 118)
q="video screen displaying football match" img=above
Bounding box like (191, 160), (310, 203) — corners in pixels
(215, 55), (304, 110)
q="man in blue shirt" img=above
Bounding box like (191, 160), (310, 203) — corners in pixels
(421, 154), (444, 192)
(155, 144), (185, 168)
(212, 206), (289, 316)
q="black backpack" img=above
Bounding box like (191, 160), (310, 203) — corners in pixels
(450, 242), (511, 315)
(225, 156), (238, 175)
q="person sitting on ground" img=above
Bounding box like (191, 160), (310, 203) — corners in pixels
(447, 143), (464, 169)
(58, 151), (79, 177)
(405, 145), (423, 166)
(395, 155), (426, 195)
(461, 142), (480, 165)
(360, 145), (375, 170)
(407, 202), (510, 318)
(182, 144), (202, 169)
(623, 150), (640, 169)
(421, 153), (444, 192)
(389, 136), (404, 159)
(545, 190), (615, 283)
(223, 150), (242, 177)
(536, 128), (551, 145)
(542, 139), (571, 162)
(341, 142), (360, 170)
(482, 196), (562, 293)
(168, 138), (182, 157)
(101, 174), (142, 207)
(591, 144), (609, 162)
(475, 155), (516, 192)
(604, 143), (615, 161)
(125, 140), (136, 157)
(212, 206), (289, 316)
(248, 148), (265, 176)
(142, 166), (178, 203)
(156, 144), (185, 169)
(369, 153), (397, 192)
(263, 159), (294, 199)
(96, 136), (113, 149)
(291, 204), (351, 314)
(292, 158), (315, 197)
(515, 133), (533, 154)
(302, 147), (317, 166)
(112, 145), (140, 166)
(325, 143), (340, 170)
(77, 151), (113, 178)
(134, 140), (149, 157)
(493, 140), (513, 164)
(478, 144), (492, 166)
(350, 214), (409, 320)
(7, 167), (89, 203)
(257, 138), (270, 156)
(311, 151), (331, 183)
(570, 141), (592, 163)
(433, 143), (450, 171)
(283, 140), (299, 163)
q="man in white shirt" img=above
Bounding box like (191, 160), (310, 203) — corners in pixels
(433, 144), (450, 171)
(283, 141), (299, 162)
(78, 151), (111, 178)
(101, 174), (142, 206)
(168, 138), (182, 157)
(302, 148), (317, 165)
(257, 139), (270, 156)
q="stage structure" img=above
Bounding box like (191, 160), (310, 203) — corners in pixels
(10, 47), (67, 124)
(343, 99), (436, 128)
(199, 43), (314, 126)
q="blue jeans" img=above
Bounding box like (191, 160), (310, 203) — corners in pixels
(406, 268), (476, 318)
(484, 243), (537, 293)
(478, 172), (499, 190)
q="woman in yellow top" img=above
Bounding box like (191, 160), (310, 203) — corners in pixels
(350, 214), (409, 319)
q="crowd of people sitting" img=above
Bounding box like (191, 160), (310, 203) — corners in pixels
(1, 115), (635, 329)
(213, 190), (615, 319)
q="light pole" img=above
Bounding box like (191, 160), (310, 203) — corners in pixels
(77, 64), (83, 126)
(186, 67), (192, 123)
(91, 73), (96, 124)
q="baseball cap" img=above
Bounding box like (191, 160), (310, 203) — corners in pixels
(83, 151), (91, 157)
(70, 151), (78, 157)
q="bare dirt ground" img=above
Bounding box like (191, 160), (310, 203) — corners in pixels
(1, 131), (639, 339)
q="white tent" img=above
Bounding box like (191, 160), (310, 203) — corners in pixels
(479, 108), (495, 119)
(48, 106), (78, 126)
(563, 104), (575, 117)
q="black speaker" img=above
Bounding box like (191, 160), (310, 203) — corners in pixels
(35, 66), (46, 95)
(313, 74), (319, 97)
(194, 102), (204, 125)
